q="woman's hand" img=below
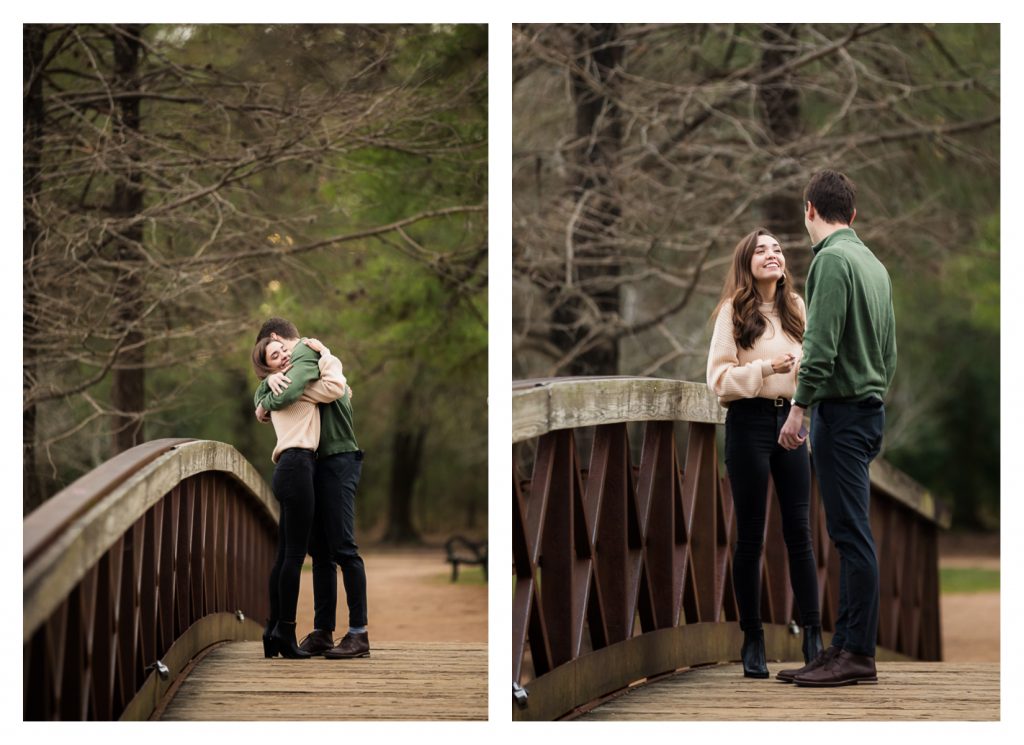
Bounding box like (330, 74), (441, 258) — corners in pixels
(771, 353), (797, 374)
(267, 367), (292, 395)
(301, 335), (329, 356)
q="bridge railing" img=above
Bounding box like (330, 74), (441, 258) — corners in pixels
(23, 439), (279, 720)
(512, 377), (950, 720)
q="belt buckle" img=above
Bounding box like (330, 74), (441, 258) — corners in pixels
(774, 397), (785, 408)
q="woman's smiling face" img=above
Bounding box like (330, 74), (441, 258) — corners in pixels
(750, 234), (785, 284)
(263, 340), (290, 371)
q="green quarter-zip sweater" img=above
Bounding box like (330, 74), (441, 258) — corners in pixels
(794, 227), (897, 407)
(254, 339), (359, 457)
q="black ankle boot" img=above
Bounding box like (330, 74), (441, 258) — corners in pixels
(272, 621), (312, 659)
(741, 627), (769, 678)
(263, 619), (279, 658)
(802, 625), (823, 664)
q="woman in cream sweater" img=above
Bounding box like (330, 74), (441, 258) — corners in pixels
(251, 336), (348, 658)
(707, 228), (821, 679)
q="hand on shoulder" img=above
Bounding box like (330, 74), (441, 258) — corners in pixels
(303, 337), (326, 354)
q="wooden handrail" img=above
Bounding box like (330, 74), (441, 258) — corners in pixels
(512, 376), (950, 719)
(24, 438), (195, 568)
(23, 439), (279, 720)
(513, 376), (949, 528)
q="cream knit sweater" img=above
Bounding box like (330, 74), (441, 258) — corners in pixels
(706, 295), (805, 405)
(269, 351), (347, 463)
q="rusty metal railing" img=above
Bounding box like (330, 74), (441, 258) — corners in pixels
(24, 439), (279, 720)
(512, 377), (950, 720)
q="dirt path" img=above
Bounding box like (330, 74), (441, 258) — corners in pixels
(940, 591), (999, 662)
(294, 547), (487, 643)
(286, 537), (995, 659)
(937, 532), (999, 662)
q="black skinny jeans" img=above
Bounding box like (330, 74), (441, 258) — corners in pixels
(724, 398), (820, 631)
(268, 448), (316, 625)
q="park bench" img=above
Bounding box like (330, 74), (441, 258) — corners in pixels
(444, 535), (488, 583)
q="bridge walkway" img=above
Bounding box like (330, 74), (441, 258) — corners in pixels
(158, 640), (487, 720)
(574, 661), (999, 721)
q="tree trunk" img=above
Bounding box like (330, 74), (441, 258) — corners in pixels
(758, 24), (808, 281)
(550, 23), (624, 375)
(23, 25), (46, 513)
(381, 386), (426, 544)
(109, 25), (147, 453)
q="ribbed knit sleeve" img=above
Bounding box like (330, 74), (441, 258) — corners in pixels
(706, 301), (774, 401)
(301, 352), (348, 404)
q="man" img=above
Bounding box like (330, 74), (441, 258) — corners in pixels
(777, 170), (897, 687)
(254, 317), (370, 659)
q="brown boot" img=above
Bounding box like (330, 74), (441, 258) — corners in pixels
(299, 628), (335, 656)
(794, 649), (877, 687)
(776, 644), (839, 683)
(323, 631), (370, 659)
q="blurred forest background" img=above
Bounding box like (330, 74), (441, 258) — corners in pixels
(512, 23), (999, 529)
(23, 24), (487, 543)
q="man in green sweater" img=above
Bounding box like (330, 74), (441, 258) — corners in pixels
(778, 170), (897, 687)
(254, 317), (370, 659)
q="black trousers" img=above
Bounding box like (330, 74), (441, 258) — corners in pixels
(724, 398), (820, 631)
(268, 448), (316, 625)
(310, 451), (368, 630)
(811, 397), (884, 657)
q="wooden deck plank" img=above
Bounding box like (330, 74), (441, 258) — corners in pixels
(577, 662), (999, 721)
(159, 641), (487, 721)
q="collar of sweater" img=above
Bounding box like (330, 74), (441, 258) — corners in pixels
(811, 226), (860, 255)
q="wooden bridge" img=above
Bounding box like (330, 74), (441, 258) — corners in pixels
(512, 377), (999, 721)
(23, 439), (486, 721)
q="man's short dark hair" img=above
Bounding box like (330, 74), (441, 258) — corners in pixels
(256, 317), (299, 343)
(804, 169), (856, 225)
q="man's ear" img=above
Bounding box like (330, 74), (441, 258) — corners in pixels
(849, 207), (857, 226)
(805, 201), (815, 221)
(269, 332), (281, 342)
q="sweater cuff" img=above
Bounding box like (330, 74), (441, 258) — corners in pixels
(760, 360), (774, 377)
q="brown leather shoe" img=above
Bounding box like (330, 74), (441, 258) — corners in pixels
(323, 631), (370, 659)
(298, 628), (335, 656)
(794, 649), (877, 687)
(776, 645), (840, 683)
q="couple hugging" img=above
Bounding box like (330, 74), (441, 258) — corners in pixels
(250, 317), (370, 660)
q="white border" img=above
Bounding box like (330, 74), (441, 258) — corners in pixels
(5, 5), (1021, 744)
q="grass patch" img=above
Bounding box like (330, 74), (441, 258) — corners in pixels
(430, 565), (488, 586)
(940, 567), (999, 594)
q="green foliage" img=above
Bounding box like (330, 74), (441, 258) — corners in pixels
(884, 212), (999, 528)
(29, 24), (487, 537)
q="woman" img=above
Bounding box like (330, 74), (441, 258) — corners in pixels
(251, 336), (348, 659)
(706, 228), (822, 678)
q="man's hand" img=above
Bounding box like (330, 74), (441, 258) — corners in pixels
(255, 403), (271, 423)
(267, 368), (292, 395)
(778, 405), (807, 450)
(347, 384), (354, 400)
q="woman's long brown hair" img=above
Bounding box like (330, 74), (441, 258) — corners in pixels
(712, 228), (804, 349)
(251, 337), (276, 380)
